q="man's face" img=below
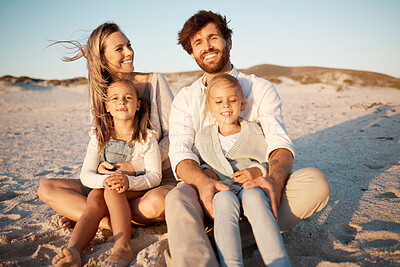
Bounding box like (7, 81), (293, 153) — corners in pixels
(190, 23), (232, 74)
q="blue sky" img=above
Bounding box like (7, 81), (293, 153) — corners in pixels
(0, 0), (399, 80)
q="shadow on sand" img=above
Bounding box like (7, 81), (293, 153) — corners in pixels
(282, 104), (400, 266)
(243, 104), (399, 266)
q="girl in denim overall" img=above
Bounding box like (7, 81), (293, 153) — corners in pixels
(52, 79), (161, 266)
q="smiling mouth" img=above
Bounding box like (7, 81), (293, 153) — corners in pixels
(122, 57), (133, 64)
(204, 53), (217, 60)
(221, 112), (232, 116)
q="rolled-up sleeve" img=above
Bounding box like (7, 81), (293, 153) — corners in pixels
(257, 82), (295, 159)
(168, 90), (200, 178)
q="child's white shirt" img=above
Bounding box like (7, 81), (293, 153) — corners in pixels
(218, 132), (240, 155)
(80, 130), (162, 191)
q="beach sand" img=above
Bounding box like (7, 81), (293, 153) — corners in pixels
(0, 76), (399, 266)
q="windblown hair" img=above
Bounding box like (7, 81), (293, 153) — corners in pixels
(204, 74), (247, 118)
(47, 23), (141, 151)
(178, 10), (233, 54)
(98, 79), (150, 153)
(48, 22), (122, 141)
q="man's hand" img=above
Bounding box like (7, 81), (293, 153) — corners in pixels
(243, 176), (284, 220)
(176, 159), (230, 219)
(243, 148), (293, 221)
(103, 171), (129, 193)
(231, 167), (262, 184)
(202, 168), (220, 181)
(197, 176), (230, 218)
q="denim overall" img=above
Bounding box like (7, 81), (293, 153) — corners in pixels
(100, 139), (135, 167)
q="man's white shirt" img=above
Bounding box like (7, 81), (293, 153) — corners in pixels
(168, 66), (295, 178)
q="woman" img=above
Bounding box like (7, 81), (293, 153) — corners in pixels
(37, 22), (176, 230)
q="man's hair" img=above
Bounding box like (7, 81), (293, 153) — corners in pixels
(178, 10), (233, 54)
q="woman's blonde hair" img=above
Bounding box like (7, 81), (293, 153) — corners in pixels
(204, 74), (247, 118)
(49, 23), (138, 151)
(99, 79), (149, 152)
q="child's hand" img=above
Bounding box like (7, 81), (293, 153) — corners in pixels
(98, 161), (117, 174)
(103, 172), (129, 193)
(231, 167), (262, 184)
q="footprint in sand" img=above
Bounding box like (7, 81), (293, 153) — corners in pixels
(375, 190), (400, 199)
(55, 166), (74, 175)
(0, 191), (22, 201)
(363, 162), (386, 170)
(34, 170), (54, 177)
(329, 223), (361, 245)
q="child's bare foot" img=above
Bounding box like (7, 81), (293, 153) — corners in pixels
(106, 245), (134, 267)
(58, 216), (76, 229)
(52, 247), (81, 267)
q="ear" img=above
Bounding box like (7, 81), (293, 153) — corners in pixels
(240, 100), (246, 111)
(137, 99), (141, 110)
(227, 37), (232, 51)
(105, 102), (110, 112)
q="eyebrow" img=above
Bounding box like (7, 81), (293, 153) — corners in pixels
(212, 95), (239, 99)
(113, 41), (130, 50)
(108, 92), (134, 97)
(113, 44), (124, 50)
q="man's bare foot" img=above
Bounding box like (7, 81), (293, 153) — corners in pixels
(52, 247), (81, 267)
(106, 245), (134, 267)
(58, 216), (76, 229)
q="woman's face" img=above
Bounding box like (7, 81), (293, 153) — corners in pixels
(103, 31), (135, 76)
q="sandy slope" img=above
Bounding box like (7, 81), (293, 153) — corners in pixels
(0, 78), (399, 266)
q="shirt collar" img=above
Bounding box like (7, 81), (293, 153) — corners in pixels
(200, 65), (238, 95)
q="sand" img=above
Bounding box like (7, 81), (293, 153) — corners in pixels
(0, 76), (399, 266)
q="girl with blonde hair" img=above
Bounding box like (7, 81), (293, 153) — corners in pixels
(38, 22), (176, 232)
(193, 74), (291, 266)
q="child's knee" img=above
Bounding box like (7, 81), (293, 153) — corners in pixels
(213, 190), (239, 211)
(241, 188), (270, 209)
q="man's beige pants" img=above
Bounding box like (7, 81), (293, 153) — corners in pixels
(165, 167), (330, 267)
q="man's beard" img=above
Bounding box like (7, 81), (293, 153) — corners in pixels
(195, 45), (230, 74)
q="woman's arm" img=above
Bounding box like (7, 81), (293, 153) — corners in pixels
(153, 73), (173, 162)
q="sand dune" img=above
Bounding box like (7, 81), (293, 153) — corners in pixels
(0, 73), (399, 266)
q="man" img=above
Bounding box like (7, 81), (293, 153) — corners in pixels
(166, 10), (330, 266)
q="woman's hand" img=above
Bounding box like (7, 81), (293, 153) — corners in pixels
(97, 161), (116, 174)
(103, 171), (129, 193)
(231, 167), (262, 184)
(98, 161), (136, 176)
(113, 162), (136, 176)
